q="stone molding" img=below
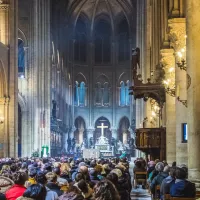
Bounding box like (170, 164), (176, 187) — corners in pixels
(0, 4), (9, 10)
(160, 49), (175, 69)
(168, 18), (186, 51)
(0, 96), (9, 105)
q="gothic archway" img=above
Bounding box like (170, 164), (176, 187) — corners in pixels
(118, 117), (130, 144)
(94, 117), (111, 144)
(74, 116), (86, 145)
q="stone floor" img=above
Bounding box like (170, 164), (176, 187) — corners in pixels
(129, 160), (151, 200)
(131, 187), (151, 200)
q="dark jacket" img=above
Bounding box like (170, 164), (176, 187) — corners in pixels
(46, 182), (63, 196)
(170, 180), (196, 198)
(117, 177), (130, 200)
(58, 192), (84, 200)
(160, 176), (175, 197)
(0, 194), (5, 200)
(150, 172), (168, 193)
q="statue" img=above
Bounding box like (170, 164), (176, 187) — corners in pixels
(117, 140), (124, 152)
(132, 47), (140, 77)
(52, 100), (57, 119)
(81, 140), (86, 151)
(89, 137), (94, 148)
(111, 137), (116, 146)
(71, 137), (76, 152)
(67, 137), (71, 152)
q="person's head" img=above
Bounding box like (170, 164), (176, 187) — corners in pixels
(79, 166), (88, 175)
(45, 172), (57, 183)
(111, 169), (122, 179)
(172, 161), (176, 167)
(155, 162), (164, 172)
(163, 165), (170, 173)
(176, 167), (187, 180)
(53, 167), (61, 176)
(106, 173), (118, 186)
(75, 172), (84, 182)
(90, 160), (96, 168)
(169, 167), (177, 178)
(94, 179), (120, 200)
(77, 179), (88, 194)
(163, 160), (168, 167)
(10, 163), (17, 173)
(23, 183), (46, 200)
(36, 172), (47, 185)
(135, 161), (142, 168)
(12, 172), (28, 185)
(29, 168), (37, 178)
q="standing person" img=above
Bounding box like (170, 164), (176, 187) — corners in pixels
(36, 172), (58, 200)
(5, 172), (28, 200)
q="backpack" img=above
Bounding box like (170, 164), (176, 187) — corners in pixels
(183, 180), (196, 197)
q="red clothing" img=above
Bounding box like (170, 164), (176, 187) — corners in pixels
(5, 184), (26, 200)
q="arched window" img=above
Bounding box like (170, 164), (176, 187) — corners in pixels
(95, 20), (111, 63)
(120, 81), (126, 106)
(18, 39), (25, 76)
(118, 19), (129, 62)
(103, 82), (109, 106)
(74, 17), (87, 62)
(125, 80), (130, 105)
(74, 81), (86, 107)
(95, 82), (102, 106)
(79, 82), (85, 106)
(74, 81), (79, 106)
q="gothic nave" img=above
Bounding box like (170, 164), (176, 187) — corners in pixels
(0, 0), (200, 187)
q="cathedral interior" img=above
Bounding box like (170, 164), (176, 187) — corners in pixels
(0, 0), (200, 182)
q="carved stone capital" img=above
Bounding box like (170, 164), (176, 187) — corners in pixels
(160, 49), (175, 70)
(0, 96), (10, 105)
(168, 18), (186, 51)
(0, 4), (9, 10)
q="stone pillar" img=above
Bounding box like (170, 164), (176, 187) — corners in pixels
(78, 128), (84, 145)
(168, 18), (188, 165)
(186, 0), (200, 181)
(160, 49), (176, 164)
(0, 3), (9, 45)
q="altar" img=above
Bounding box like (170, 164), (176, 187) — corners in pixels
(95, 123), (114, 157)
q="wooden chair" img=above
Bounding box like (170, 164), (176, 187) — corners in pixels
(170, 197), (195, 200)
(164, 194), (171, 200)
(196, 191), (200, 199)
(134, 171), (147, 188)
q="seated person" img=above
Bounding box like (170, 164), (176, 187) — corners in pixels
(150, 162), (168, 195)
(160, 167), (176, 199)
(170, 167), (196, 198)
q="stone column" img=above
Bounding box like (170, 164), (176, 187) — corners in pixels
(78, 128), (84, 145)
(160, 49), (176, 164)
(0, 3), (9, 45)
(168, 18), (188, 165)
(186, 0), (200, 181)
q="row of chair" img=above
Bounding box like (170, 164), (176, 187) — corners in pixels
(134, 172), (200, 200)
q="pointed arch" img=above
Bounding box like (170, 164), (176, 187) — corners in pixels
(125, 80), (130, 105)
(18, 39), (25, 75)
(118, 116), (130, 143)
(118, 17), (129, 62)
(94, 18), (111, 63)
(79, 82), (86, 106)
(0, 59), (7, 97)
(120, 81), (126, 106)
(74, 16), (87, 62)
(103, 82), (109, 105)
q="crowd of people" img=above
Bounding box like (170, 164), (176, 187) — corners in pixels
(133, 158), (196, 199)
(0, 157), (132, 200)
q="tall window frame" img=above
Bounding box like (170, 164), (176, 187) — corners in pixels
(95, 19), (111, 64)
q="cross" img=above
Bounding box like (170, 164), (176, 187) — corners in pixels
(97, 123), (108, 137)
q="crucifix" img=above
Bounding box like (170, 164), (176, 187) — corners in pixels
(97, 123), (108, 137)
